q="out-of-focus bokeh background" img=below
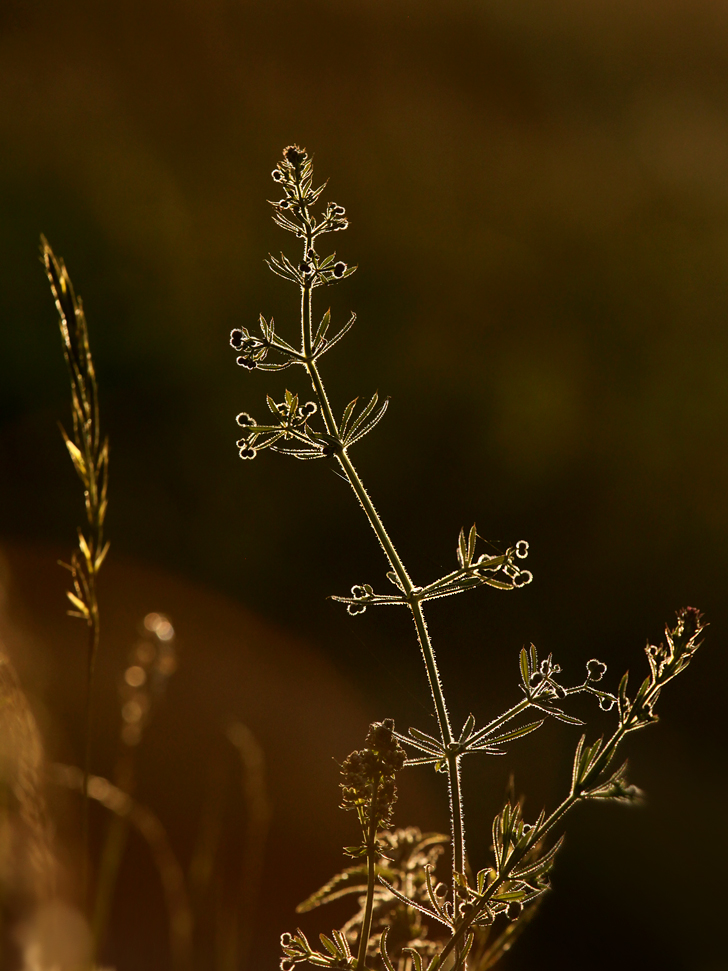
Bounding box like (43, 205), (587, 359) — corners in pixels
(1, 0), (727, 968)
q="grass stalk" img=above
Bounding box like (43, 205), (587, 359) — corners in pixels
(42, 237), (109, 913)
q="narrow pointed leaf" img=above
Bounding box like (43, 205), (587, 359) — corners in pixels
(459, 713), (475, 744)
(457, 528), (467, 569)
(408, 727), (442, 751)
(346, 399), (390, 445)
(314, 309), (331, 349)
(520, 648), (530, 688)
(348, 392), (379, 437)
(467, 524), (477, 564)
(340, 398), (358, 438)
(380, 928), (396, 971)
(485, 719), (545, 746)
(345, 399), (390, 445)
(315, 312), (356, 356)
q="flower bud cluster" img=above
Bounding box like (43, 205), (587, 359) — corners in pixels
(340, 719), (406, 835)
(346, 583), (372, 615)
(234, 397), (318, 461)
(640, 607), (705, 706)
(323, 202), (349, 233)
(586, 659), (607, 681)
(230, 326), (269, 369)
(528, 654), (568, 701)
(500, 557), (533, 588)
(266, 146), (355, 289)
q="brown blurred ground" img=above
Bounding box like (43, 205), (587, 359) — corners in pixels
(0, 0), (727, 968)
(0, 540), (443, 970)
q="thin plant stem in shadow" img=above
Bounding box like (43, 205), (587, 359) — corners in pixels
(91, 612), (179, 962)
(50, 763), (193, 971)
(224, 721), (271, 971)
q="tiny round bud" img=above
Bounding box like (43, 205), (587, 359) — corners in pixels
(333, 262), (347, 278)
(586, 659), (607, 681)
(237, 357), (257, 369)
(282, 145), (306, 166)
(239, 443), (257, 460)
(599, 695), (615, 711)
(514, 570), (533, 587)
(507, 901), (523, 921)
(272, 169), (283, 181)
(236, 412), (256, 427)
(230, 329), (244, 349)
(347, 602), (367, 616)
(515, 540), (529, 559)
(351, 585), (366, 599)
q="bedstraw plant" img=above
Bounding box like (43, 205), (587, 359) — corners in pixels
(231, 146), (706, 971)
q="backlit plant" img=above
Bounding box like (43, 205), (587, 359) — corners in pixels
(231, 145), (706, 971)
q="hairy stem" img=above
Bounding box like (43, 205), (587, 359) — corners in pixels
(293, 166), (465, 905)
(357, 816), (379, 970)
(300, 280), (464, 888)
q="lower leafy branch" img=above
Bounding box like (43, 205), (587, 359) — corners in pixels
(397, 640), (617, 771)
(423, 608), (705, 971)
(333, 528), (532, 616)
(280, 608), (705, 971)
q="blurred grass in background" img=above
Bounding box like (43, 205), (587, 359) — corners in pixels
(1, 0), (727, 968)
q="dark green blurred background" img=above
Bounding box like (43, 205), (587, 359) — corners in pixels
(1, 0), (727, 968)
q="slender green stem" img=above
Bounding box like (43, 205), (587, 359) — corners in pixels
(294, 168), (465, 911)
(356, 816), (379, 970)
(408, 599), (462, 876)
(301, 285), (464, 886)
(92, 813), (129, 955)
